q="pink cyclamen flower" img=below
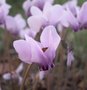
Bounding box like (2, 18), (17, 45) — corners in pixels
(23, 0), (54, 16)
(27, 2), (65, 34)
(57, 0), (80, 32)
(13, 25), (61, 70)
(0, 0), (11, 25)
(4, 14), (26, 35)
(58, 9), (80, 32)
(59, 1), (87, 31)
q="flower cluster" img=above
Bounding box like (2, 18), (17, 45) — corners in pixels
(13, 0), (87, 70)
(1, 0), (87, 71)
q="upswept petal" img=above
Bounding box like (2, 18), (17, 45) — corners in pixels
(1, 3), (11, 15)
(43, 2), (52, 15)
(27, 16), (45, 33)
(14, 14), (26, 30)
(60, 10), (79, 31)
(13, 40), (32, 64)
(30, 6), (42, 16)
(66, 10), (79, 31)
(45, 4), (65, 25)
(5, 16), (18, 34)
(63, 0), (78, 16)
(22, 0), (31, 16)
(58, 11), (70, 28)
(40, 25), (61, 51)
(78, 2), (87, 28)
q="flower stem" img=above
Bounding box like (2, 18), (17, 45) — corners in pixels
(20, 64), (32, 90)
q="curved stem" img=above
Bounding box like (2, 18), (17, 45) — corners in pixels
(20, 64), (32, 90)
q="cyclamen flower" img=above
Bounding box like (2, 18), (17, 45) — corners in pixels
(59, 1), (87, 31)
(4, 14), (26, 35)
(13, 25), (61, 70)
(0, 0), (11, 25)
(27, 2), (65, 34)
(23, 0), (54, 16)
(58, 9), (80, 32)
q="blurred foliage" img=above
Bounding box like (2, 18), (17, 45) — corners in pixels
(7, 0), (24, 15)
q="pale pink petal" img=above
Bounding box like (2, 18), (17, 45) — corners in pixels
(40, 25), (61, 51)
(13, 40), (32, 64)
(44, 48), (55, 65)
(0, 8), (5, 24)
(60, 10), (79, 31)
(5, 16), (18, 34)
(32, 0), (53, 10)
(43, 2), (52, 14)
(27, 16), (45, 33)
(46, 4), (65, 25)
(30, 6), (42, 15)
(1, 3), (11, 15)
(22, 0), (31, 16)
(78, 2), (87, 28)
(63, 0), (78, 16)
(14, 14), (26, 29)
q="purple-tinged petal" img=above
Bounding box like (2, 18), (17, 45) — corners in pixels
(43, 2), (52, 14)
(78, 2), (87, 28)
(44, 48), (55, 65)
(13, 40), (32, 64)
(63, 0), (78, 16)
(0, 9), (5, 24)
(30, 6), (42, 15)
(22, 0), (54, 16)
(22, 0), (32, 16)
(5, 16), (19, 34)
(60, 10), (79, 31)
(45, 4), (65, 25)
(14, 14), (26, 30)
(1, 3), (11, 15)
(27, 16), (45, 33)
(32, 0), (54, 10)
(40, 25), (61, 51)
